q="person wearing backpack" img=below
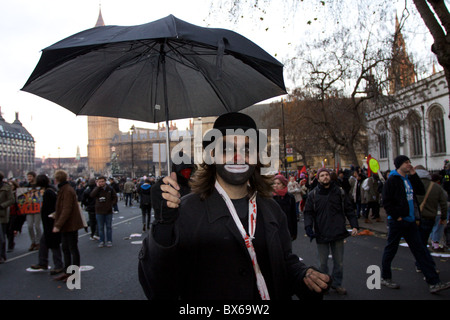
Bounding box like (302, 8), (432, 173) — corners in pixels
(138, 178), (152, 232)
(90, 176), (117, 248)
(304, 167), (359, 295)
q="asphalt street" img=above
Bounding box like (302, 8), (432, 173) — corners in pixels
(1, 201), (449, 301)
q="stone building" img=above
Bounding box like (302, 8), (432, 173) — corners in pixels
(0, 109), (35, 178)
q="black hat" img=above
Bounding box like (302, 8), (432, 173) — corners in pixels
(394, 155), (410, 169)
(202, 112), (258, 149)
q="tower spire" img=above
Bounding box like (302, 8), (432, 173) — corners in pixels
(95, 3), (105, 27)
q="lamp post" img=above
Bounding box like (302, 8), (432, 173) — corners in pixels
(130, 125), (135, 178)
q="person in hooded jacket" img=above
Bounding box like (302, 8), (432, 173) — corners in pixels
(82, 179), (99, 240)
(303, 167), (358, 295)
(273, 174), (298, 241)
(0, 172), (14, 263)
(381, 155), (450, 293)
(138, 179), (152, 232)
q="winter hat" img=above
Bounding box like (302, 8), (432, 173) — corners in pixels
(394, 155), (410, 169)
(274, 174), (288, 186)
(202, 112), (261, 149)
(316, 167), (330, 177)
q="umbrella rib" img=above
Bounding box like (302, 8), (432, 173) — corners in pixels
(165, 42), (233, 113)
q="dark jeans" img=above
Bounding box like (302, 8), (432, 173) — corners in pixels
(367, 201), (380, 219)
(141, 205), (152, 226)
(61, 231), (80, 271)
(382, 219), (439, 285)
(38, 234), (63, 269)
(88, 212), (97, 237)
(416, 218), (437, 269)
(124, 193), (133, 206)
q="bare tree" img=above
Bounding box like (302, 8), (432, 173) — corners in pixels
(412, 0), (450, 117)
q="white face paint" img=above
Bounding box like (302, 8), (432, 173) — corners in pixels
(224, 164), (249, 174)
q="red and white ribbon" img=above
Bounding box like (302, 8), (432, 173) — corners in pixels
(215, 181), (270, 300)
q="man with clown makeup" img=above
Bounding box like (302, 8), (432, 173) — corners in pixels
(138, 112), (330, 300)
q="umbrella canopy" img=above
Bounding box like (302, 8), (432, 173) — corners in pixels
(22, 14), (286, 123)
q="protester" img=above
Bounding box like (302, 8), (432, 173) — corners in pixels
(0, 172), (15, 263)
(123, 178), (135, 207)
(137, 178), (152, 232)
(90, 176), (117, 247)
(273, 174), (298, 240)
(6, 180), (25, 253)
(350, 172), (366, 219)
(381, 155), (450, 293)
(30, 174), (64, 275)
(287, 175), (302, 220)
(139, 112), (330, 300)
(363, 173), (382, 223)
(299, 178), (308, 214)
(303, 167), (358, 295)
(52, 170), (84, 281)
(414, 166), (447, 259)
(429, 173), (448, 251)
(109, 177), (120, 213)
(82, 179), (99, 240)
(23, 171), (42, 251)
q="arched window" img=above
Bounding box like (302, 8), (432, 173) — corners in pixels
(429, 105), (446, 154)
(408, 112), (423, 156)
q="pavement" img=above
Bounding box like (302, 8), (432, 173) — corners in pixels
(357, 207), (389, 235)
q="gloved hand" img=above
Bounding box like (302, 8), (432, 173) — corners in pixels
(305, 225), (316, 242)
(151, 172), (181, 224)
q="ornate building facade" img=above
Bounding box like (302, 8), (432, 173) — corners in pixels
(366, 70), (448, 172)
(0, 109), (35, 178)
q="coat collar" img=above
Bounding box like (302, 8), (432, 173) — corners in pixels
(205, 188), (279, 228)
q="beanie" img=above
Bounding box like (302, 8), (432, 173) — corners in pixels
(394, 155), (410, 169)
(202, 112), (261, 149)
(274, 174), (288, 186)
(317, 167), (330, 177)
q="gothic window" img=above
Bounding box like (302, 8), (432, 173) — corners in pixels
(429, 106), (446, 154)
(390, 118), (401, 157)
(376, 122), (388, 159)
(408, 112), (423, 156)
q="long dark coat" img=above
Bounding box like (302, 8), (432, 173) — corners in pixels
(40, 187), (61, 249)
(138, 188), (318, 300)
(304, 182), (358, 244)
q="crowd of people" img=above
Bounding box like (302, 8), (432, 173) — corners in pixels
(267, 155), (450, 294)
(0, 169), (157, 283)
(138, 112), (450, 299)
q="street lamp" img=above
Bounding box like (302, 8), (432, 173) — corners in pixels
(130, 125), (135, 178)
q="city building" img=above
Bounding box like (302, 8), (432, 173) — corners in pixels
(366, 69), (448, 172)
(0, 108), (35, 178)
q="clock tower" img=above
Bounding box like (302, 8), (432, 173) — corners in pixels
(87, 6), (120, 173)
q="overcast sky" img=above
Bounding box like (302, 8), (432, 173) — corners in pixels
(0, 0), (437, 159)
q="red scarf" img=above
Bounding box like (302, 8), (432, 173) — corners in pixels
(273, 186), (288, 197)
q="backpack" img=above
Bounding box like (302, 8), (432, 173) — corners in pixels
(311, 185), (346, 214)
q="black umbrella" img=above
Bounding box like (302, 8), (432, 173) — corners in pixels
(22, 15), (286, 173)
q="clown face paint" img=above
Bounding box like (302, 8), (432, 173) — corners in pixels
(216, 163), (256, 186)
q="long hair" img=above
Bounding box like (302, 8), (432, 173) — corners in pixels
(189, 161), (274, 201)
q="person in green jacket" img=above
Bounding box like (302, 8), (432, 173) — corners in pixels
(0, 171), (16, 263)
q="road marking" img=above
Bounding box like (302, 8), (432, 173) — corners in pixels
(6, 214), (141, 263)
